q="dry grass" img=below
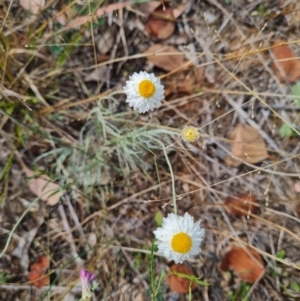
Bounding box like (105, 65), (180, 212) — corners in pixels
(0, 0), (300, 300)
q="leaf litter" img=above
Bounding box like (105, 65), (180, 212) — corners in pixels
(28, 255), (50, 288)
(2, 1), (300, 300)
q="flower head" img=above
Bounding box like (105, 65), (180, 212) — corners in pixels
(181, 126), (199, 142)
(123, 71), (164, 113)
(153, 213), (205, 263)
(80, 269), (95, 300)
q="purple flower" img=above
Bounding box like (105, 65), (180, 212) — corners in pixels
(80, 269), (95, 300)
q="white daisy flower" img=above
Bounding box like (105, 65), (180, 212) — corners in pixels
(123, 71), (164, 113)
(153, 212), (205, 264)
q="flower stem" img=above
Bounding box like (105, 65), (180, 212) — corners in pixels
(158, 141), (177, 215)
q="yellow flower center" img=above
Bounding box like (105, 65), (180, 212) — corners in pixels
(171, 232), (192, 254)
(138, 80), (156, 98)
(186, 130), (195, 140)
(182, 126), (199, 142)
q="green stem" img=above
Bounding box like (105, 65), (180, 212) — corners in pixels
(150, 240), (155, 298)
(157, 140), (177, 215)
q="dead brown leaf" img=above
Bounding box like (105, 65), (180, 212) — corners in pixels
(272, 39), (300, 83)
(224, 124), (268, 167)
(28, 255), (50, 288)
(225, 194), (258, 217)
(145, 3), (175, 40)
(19, 0), (45, 15)
(167, 264), (198, 293)
(22, 164), (62, 206)
(219, 247), (264, 283)
(144, 44), (186, 72)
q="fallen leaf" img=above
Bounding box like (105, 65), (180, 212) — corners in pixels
(84, 66), (110, 82)
(224, 124), (268, 167)
(167, 264), (198, 293)
(36, 255), (50, 269)
(21, 164), (62, 206)
(65, 2), (129, 30)
(144, 44), (186, 72)
(272, 39), (300, 83)
(219, 247), (264, 283)
(145, 3), (175, 40)
(225, 194), (258, 217)
(19, 0), (45, 15)
(28, 255), (50, 288)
